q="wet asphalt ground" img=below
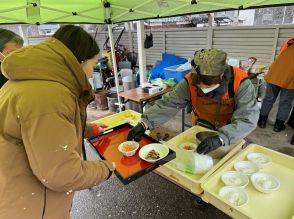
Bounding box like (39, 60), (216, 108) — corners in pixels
(71, 142), (230, 219)
(70, 108), (293, 219)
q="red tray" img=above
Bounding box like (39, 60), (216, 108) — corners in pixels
(88, 123), (175, 184)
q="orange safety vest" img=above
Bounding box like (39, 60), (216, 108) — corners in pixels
(185, 67), (248, 128)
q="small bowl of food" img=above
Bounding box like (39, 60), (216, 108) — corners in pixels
(247, 152), (272, 167)
(250, 172), (280, 193)
(234, 161), (259, 176)
(139, 143), (169, 163)
(221, 171), (249, 188)
(218, 186), (248, 207)
(118, 141), (139, 157)
(178, 142), (197, 151)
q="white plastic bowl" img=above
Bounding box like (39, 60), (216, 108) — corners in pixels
(234, 161), (259, 176)
(218, 186), (248, 207)
(251, 172), (280, 193)
(118, 141), (139, 157)
(178, 142), (197, 151)
(247, 152), (272, 167)
(221, 171), (249, 188)
(139, 143), (169, 163)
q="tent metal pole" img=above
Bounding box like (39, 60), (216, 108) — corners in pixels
(136, 21), (147, 86)
(0, 6), (29, 13)
(127, 22), (134, 53)
(207, 13), (214, 49)
(108, 24), (122, 112)
(18, 25), (28, 46)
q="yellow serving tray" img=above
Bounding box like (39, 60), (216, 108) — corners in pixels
(154, 125), (245, 195)
(202, 144), (294, 219)
(91, 110), (141, 129)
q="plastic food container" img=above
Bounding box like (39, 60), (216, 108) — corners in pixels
(234, 161), (259, 176)
(247, 152), (272, 167)
(221, 171), (249, 188)
(251, 172), (280, 193)
(218, 186), (249, 207)
(139, 143), (169, 163)
(178, 142), (197, 151)
(118, 141), (139, 157)
(176, 142), (213, 174)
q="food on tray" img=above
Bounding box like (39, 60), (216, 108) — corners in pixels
(178, 143), (196, 151)
(145, 149), (160, 160)
(122, 143), (136, 152)
(118, 141), (139, 157)
(183, 145), (194, 150)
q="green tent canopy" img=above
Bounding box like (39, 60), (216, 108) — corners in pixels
(1, 0), (294, 24)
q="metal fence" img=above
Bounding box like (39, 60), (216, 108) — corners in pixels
(27, 25), (294, 67)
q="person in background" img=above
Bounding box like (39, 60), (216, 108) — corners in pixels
(258, 37), (294, 132)
(128, 49), (259, 156)
(0, 25), (114, 219)
(0, 28), (24, 88)
(287, 107), (294, 145)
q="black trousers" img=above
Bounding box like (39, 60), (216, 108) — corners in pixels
(260, 83), (294, 121)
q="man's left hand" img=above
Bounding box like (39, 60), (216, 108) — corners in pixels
(196, 135), (224, 154)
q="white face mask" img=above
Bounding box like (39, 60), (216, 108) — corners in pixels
(200, 84), (220, 94)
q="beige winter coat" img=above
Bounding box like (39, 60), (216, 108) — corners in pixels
(0, 38), (114, 219)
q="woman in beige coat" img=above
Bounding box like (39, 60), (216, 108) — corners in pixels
(0, 25), (114, 219)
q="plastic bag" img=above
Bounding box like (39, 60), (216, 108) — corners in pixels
(175, 147), (213, 174)
(176, 58), (192, 71)
(150, 78), (176, 87)
(144, 33), (153, 49)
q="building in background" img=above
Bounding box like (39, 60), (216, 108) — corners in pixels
(254, 6), (294, 25)
(1, 5), (293, 38)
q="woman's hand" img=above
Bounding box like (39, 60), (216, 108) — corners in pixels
(97, 123), (108, 135)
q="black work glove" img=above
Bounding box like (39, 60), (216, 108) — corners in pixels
(196, 135), (224, 154)
(127, 122), (146, 142)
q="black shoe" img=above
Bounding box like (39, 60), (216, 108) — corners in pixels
(291, 134), (294, 145)
(287, 120), (294, 129)
(258, 115), (268, 128)
(273, 119), (286, 132)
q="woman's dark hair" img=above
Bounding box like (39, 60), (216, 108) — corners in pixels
(53, 25), (99, 63)
(0, 29), (24, 52)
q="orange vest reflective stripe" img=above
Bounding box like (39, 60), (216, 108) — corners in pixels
(185, 67), (248, 127)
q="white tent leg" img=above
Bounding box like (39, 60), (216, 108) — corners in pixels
(207, 13), (214, 49)
(127, 22), (134, 53)
(18, 25), (28, 46)
(136, 21), (147, 85)
(108, 24), (122, 112)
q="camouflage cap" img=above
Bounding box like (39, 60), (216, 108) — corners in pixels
(191, 49), (227, 76)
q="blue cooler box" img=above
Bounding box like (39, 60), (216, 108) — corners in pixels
(163, 64), (191, 83)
